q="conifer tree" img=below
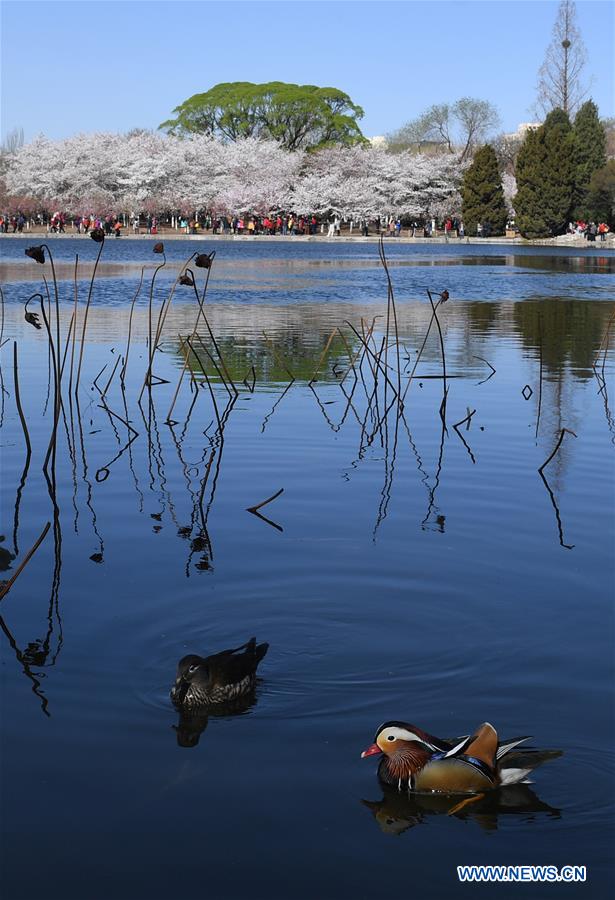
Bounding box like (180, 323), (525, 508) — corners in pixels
(588, 161), (615, 226)
(514, 109), (576, 238)
(572, 100), (607, 219)
(461, 144), (507, 235)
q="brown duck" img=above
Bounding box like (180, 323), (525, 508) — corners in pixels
(170, 637), (268, 709)
(361, 721), (561, 794)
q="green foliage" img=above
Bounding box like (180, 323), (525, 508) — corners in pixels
(514, 109), (576, 238)
(544, 108), (572, 132)
(461, 144), (507, 235)
(588, 160), (615, 225)
(160, 82), (365, 151)
(513, 297), (612, 380)
(178, 332), (350, 384)
(603, 116), (615, 158)
(572, 100), (607, 218)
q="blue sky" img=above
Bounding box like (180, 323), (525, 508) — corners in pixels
(1, 0), (613, 143)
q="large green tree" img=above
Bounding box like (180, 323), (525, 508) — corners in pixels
(160, 82), (365, 151)
(461, 144), (507, 235)
(514, 109), (576, 238)
(572, 100), (607, 219)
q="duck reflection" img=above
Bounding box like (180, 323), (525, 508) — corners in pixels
(173, 691), (259, 748)
(170, 637), (269, 748)
(362, 783), (561, 835)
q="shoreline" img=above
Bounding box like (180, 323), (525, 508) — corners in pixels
(1, 232), (613, 249)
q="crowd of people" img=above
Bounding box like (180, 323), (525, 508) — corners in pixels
(180, 213), (472, 238)
(568, 220), (610, 241)
(0, 212), (27, 232)
(0, 209), (466, 238)
(0, 210), (510, 241)
(2, 209), (611, 241)
(0, 211), (158, 236)
(178, 213), (322, 235)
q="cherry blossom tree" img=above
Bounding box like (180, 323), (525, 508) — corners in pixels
(4, 131), (462, 220)
(293, 145), (461, 219)
(502, 172), (518, 214)
(212, 138), (304, 214)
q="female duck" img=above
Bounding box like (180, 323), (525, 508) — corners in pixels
(171, 637), (268, 709)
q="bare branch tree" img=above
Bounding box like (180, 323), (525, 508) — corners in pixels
(387, 103), (453, 153)
(424, 103), (454, 152)
(536, 0), (588, 117)
(1, 127), (24, 155)
(454, 98), (501, 162)
(387, 98), (499, 159)
(492, 132), (524, 175)
(0, 127), (25, 180)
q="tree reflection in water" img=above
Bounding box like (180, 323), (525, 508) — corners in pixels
(1, 239), (612, 722)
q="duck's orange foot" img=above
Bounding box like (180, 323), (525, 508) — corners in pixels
(447, 793), (486, 816)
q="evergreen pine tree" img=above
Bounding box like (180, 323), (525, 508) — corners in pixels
(572, 100), (607, 219)
(461, 144), (508, 236)
(588, 160), (615, 226)
(514, 109), (576, 238)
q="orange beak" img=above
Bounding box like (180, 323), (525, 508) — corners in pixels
(361, 742), (382, 759)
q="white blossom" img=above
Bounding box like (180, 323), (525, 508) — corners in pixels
(501, 172), (517, 214)
(3, 131), (462, 219)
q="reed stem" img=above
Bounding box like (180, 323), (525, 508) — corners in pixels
(75, 235), (105, 396)
(12, 341), (31, 457)
(0, 522), (51, 602)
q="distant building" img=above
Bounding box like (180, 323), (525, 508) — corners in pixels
(503, 122), (541, 140)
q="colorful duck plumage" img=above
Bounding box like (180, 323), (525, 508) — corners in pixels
(361, 721), (561, 794)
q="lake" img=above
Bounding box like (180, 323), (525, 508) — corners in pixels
(0, 238), (614, 899)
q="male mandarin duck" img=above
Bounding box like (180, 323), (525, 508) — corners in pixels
(361, 721), (560, 794)
(170, 637), (268, 709)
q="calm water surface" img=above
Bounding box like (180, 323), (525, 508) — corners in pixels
(0, 239), (614, 899)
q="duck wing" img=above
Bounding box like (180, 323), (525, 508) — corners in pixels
(207, 638), (268, 686)
(496, 735), (532, 760)
(414, 723), (500, 793)
(439, 735), (476, 758)
(497, 748), (562, 786)
(435, 723), (498, 766)
(213, 637), (258, 658)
